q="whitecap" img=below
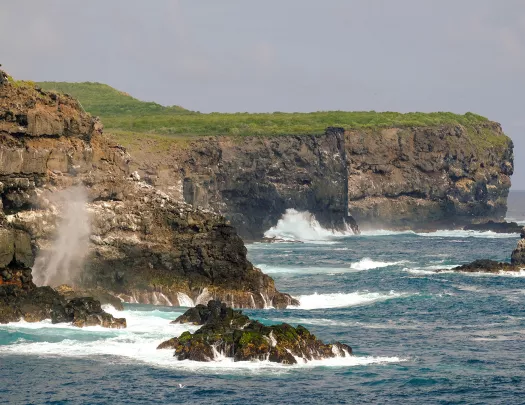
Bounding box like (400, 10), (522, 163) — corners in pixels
(350, 258), (407, 271)
(291, 291), (411, 310)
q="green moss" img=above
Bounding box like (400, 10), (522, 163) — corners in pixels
(178, 331), (193, 344)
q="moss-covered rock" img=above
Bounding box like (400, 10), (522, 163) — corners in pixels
(158, 300), (352, 364)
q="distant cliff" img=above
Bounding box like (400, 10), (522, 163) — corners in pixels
(127, 126), (512, 237)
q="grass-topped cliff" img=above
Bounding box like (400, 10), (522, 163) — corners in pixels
(38, 82), (491, 138)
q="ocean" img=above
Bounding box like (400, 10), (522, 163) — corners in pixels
(1, 192), (525, 404)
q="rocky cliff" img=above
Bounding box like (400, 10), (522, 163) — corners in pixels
(0, 72), (294, 309)
(346, 124), (513, 230)
(131, 125), (512, 237)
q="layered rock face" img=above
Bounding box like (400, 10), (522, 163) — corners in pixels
(346, 125), (513, 230)
(172, 129), (356, 240)
(134, 126), (512, 237)
(0, 73), (294, 309)
(158, 300), (352, 364)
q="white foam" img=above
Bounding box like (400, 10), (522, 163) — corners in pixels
(291, 291), (411, 310)
(0, 306), (405, 372)
(403, 264), (458, 275)
(350, 258), (407, 271)
(264, 209), (353, 243)
(256, 264), (350, 275)
(404, 267), (525, 277)
(176, 293), (195, 307)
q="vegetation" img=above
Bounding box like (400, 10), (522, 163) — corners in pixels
(37, 82), (188, 117)
(37, 81), (491, 139)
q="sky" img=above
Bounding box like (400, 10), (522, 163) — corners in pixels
(1, 0), (524, 188)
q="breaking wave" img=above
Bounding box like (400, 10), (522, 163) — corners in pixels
(350, 258), (407, 271)
(290, 291), (411, 310)
(263, 209), (353, 243)
(0, 305), (404, 372)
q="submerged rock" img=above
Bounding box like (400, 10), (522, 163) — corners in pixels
(158, 300), (352, 364)
(444, 259), (521, 274)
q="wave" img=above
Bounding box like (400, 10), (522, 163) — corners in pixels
(0, 306), (405, 372)
(291, 291), (411, 310)
(263, 209), (353, 243)
(361, 229), (519, 238)
(256, 264), (353, 275)
(350, 258), (407, 271)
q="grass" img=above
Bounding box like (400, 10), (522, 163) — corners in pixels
(37, 82), (188, 117)
(37, 82), (493, 140)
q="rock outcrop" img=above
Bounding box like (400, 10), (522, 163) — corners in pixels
(437, 228), (525, 274)
(463, 220), (523, 234)
(158, 300), (352, 364)
(0, 70), (294, 309)
(128, 125), (512, 237)
(0, 224), (125, 326)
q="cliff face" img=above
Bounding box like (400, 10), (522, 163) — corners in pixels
(345, 124), (513, 230)
(134, 125), (513, 236)
(179, 128), (355, 240)
(0, 74), (294, 309)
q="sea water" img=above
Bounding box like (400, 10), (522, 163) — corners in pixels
(1, 193), (525, 404)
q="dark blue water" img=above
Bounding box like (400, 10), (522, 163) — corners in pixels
(2, 196), (525, 404)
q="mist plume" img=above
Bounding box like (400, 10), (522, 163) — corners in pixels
(33, 186), (90, 287)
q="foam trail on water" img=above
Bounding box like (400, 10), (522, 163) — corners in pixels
(291, 291), (411, 310)
(405, 266), (525, 277)
(0, 306), (405, 372)
(264, 209), (353, 243)
(350, 258), (407, 271)
(360, 229), (518, 239)
(256, 264), (351, 275)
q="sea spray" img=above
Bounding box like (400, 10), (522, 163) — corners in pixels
(264, 209), (353, 242)
(33, 186), (90, 287)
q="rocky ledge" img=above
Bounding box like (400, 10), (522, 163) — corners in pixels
(437, 228), (525, 274)
(0, 260), (125, 327)
(157, 300), (352, 364)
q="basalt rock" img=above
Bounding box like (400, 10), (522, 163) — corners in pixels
(463, 220), (523, 234)
(55, 284), (124, 311)
(158, 300), (352, 364)
(0, 69), (294, 309)
(444, 259), (521, 274)
(0, 258), (125, 327)
(511, 228), (525, 265)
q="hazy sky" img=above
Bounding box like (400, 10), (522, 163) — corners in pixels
(1, 0), (524, 188)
